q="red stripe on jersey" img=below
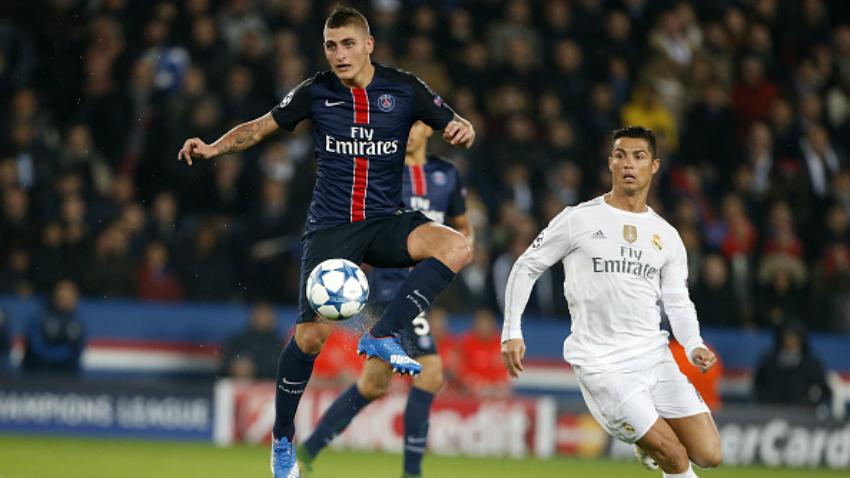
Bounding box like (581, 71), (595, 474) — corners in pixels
(351, 88), (369, 124)
(409, 164), (427, 196)
(351, 157), (369, 222)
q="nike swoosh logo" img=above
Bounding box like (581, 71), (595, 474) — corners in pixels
(281, 378), (306, 385)
(325, 100), (345, 107)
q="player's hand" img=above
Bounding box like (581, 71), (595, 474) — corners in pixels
(442, 118), (475, 149)
(691, 346), (717, 372)
(178, 137), (217, 166)
(501, 338), (526, 379)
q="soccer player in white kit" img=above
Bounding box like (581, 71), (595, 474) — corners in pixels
(501, 126), (722, 477)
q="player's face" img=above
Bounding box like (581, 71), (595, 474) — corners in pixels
(323, 25), (374, 82)
(406, 121), (433, 153)
(608, 137), (659, 193)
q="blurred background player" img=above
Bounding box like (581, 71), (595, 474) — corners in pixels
(298, 120), (473, 478)
(501, 127), (722, 478)
(176, 7), (475, 477)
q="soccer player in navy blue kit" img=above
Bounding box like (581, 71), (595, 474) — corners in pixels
(298, 120), (472, 478)
(177, 7), (475, 478)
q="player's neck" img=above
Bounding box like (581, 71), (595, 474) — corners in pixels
(341, 62), (375, 89)
(604, 189), (648, 213)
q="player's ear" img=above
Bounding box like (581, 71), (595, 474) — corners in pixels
(366, 35), (375, 55)
(651, 157), (660, 174)
(607, 155), (614, 172)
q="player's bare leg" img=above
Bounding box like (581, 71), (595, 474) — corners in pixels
(411, 355), (444, 393)
(406, 222), (470, 272)
(636, 418), (691, 475)
(666, 413), (722, 469)
(357, 357), (394, 399)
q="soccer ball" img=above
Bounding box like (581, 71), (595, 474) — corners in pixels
(306, 259), (369, 320)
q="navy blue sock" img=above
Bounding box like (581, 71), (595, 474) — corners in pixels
(303, 384), (371, 457)
(403, 387), (435, 476)
(272, 337), (317, 440)
(370, 258), (455, 337)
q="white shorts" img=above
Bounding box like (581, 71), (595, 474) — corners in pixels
(574, 355), (710, 444)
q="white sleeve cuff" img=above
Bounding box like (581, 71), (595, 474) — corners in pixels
(683, 337), (706, 365)
(501, 326), (523, 343)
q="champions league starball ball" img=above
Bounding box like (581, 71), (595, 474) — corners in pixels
(306, 259), (369, 320)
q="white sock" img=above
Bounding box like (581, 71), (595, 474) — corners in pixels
(663, 463), (698, 478)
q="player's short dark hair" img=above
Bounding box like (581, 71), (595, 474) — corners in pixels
(325, 5), (370, 35)
(612, 126), (659, 158)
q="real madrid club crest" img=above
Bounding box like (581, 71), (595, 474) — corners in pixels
(623, 224), (637, 243)
(651, 233), (663, 251)
(377, 93), (395, 112)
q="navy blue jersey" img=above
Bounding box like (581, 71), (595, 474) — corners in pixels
(369, 155), (467, 303)
(270, 63), (455, 231)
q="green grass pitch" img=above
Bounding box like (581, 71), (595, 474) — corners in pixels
(0, 434), (845, 478)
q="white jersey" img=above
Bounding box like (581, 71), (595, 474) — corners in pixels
(502, 195), (704, 373)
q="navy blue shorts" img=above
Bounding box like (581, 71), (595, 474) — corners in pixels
(297, 210), (432, 324)
(363, 302), (438, 357)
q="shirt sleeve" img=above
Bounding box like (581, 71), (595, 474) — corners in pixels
(502, 208), (573, 342)
(410, 75), (455, 131)
(661, 231), (705, 364)
(446, 167), (467, 217)
(270, 78), (313, 131)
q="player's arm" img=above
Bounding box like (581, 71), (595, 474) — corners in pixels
(410, 75), (475, 149)
(442, 113), (475, 149)
(501, 209), (573, 378)
(178, 113), (279, 165)
(178, 77), (313, 166)
(662, 232), (716, 372)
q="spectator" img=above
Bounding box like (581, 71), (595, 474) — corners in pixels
(221, 302), (283, 380)
(755, 253), (808, 329)
(457, 308), (510, 397)
(136, 240), (184, 302)
(22, 279), (86, 374)
(754, 322), (832, 411)
(692, 254), (742, 327)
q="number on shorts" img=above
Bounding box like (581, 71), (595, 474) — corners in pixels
(412, 313), (430, 336)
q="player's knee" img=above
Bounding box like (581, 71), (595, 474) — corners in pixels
(414, 363), (444, 393)
(693, 447), (723, 468)
(652, 440), (689, 472)
(440, 233), (471, 271)
(357, 364), (392, 400)
(294, 324), (330, 355)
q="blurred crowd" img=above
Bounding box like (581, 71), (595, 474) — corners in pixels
(3, 0), (850, 335)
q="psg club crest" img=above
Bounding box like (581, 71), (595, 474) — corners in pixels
(623, 224), (637, 243)
(433, 171), (447, 186)
(377, 94), (396, 112)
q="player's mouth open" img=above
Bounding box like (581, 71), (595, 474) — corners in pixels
(623, 173), (636, 182)
(336, 64), (351, 71)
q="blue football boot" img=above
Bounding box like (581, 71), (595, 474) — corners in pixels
(271, 436), (300, 478)
(358, 332), (422, 376)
